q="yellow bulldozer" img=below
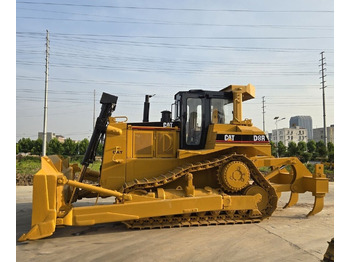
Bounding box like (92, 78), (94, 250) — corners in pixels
(19, 84), (329, 241)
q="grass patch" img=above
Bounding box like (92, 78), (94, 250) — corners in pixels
(16, 156), (101, 176)
(16, 156), (41, 175)
(69, 159), (101, 172)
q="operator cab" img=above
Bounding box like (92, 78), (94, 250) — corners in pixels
(174, 90), (233, 150)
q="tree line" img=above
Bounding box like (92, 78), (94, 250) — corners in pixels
(270, 140), (334, 163)
(17, 137), (334, 164)
(16, 137), (103, 156)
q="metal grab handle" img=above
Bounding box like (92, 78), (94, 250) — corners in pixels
(113, 116), (128, 123)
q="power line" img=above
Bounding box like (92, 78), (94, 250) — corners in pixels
(16, 61), (330, 76)
(16, 16), (334, 31)
(16, 95), (333, 107)
(16, 31), (333, 41)
(16, 77), (334, 90)
(16, 7), (334, 30)
(16, 50), (335, 68)
(17, 2), (334, 13)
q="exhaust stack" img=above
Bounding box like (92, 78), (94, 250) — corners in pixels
(143, 94), (155, 122)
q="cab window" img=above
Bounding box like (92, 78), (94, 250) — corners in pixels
(186, 98), (202, 145)
(211, 98), (232, 124)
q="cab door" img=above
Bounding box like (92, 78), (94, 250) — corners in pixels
(177, 92), (208, 150)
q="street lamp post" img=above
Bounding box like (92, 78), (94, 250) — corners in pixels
(274, 116), (285, 157)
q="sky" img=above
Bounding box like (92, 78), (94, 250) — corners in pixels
(15, 0), (335, 142)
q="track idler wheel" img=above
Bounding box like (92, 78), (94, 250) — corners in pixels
(218, 161), (250, 193)
(243, 185), (269, 216)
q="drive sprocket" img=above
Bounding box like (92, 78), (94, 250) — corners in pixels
(218, 161), (250, 193)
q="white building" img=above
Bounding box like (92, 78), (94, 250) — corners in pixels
(313, 125), (334, 144)
(271, 126), (308, 146)
(289, 116), (313, 141)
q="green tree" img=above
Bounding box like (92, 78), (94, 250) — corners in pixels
(327, 142), (334, 163)
(97, 141), (104, 156)
(31, 138), (43, 155)
(17, 138), (33, 153)
(270, 141), (277, 157)
(307, 140), (316, 152)
(297, 141), (307, 155)
(307, 140), (316, 160)
(287, 141), (298, 157)
(299, 152), (312, 163)
(277, 141), (286, 157)
(78, 138), (89, 155)
(315, 140), (328, 160)
(62, 138), (77, 156)
(47, 138), (63, 155)
(296, 141), (309, 162)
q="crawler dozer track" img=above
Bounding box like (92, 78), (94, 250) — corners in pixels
(123, 210), (262, 229)
(122, 154), (278, 228)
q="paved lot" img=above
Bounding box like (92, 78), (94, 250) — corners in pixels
(16, 183), (333, 262)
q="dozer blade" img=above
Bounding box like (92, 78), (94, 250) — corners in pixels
(19, 156), (66, 241)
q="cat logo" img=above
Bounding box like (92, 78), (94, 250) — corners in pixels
(163, 122), (173, 127)
(113, 147), (123, 154)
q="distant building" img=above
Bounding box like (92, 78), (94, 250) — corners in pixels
(56, 135), (65, 143)
(271, 126), (308, 146)
(290, 116), (313, 140)
(38, 132), (65, 143)
(313, 125), (334, 144)
(38, 132), (55, 143)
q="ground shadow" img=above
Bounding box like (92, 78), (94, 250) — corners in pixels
(16, 202), (131, 245)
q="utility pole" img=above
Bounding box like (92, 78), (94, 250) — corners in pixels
(319, 51), (327, 144)
(274, 116), (285, 158)
(42, 30), (49, 156)
(262, 96), (266, 132)
(93, 89), (96, 129)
